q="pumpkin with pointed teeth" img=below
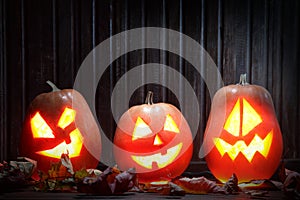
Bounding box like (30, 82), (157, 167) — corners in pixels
(203, 74), (283, 183)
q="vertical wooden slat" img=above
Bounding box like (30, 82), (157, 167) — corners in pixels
(161, 0), (167, 102)
(0, 0), (7, 161)
(79, 0), (93, 65)
(5, 0), (24, 159)
(267, 0), (274, 95)
(70, 0), (75, 84)
(217, 0), (223, 78)
(181, 0), (202, 163)
(297, 0), (300, 159)
(281, 0), (299, 158)
(251, 0), (268, 86)
(223, 0), (240, 84)
(263, 0), (269, 88)
(199, 0), (207, 161)
(246, 0), (252, 80)
(126, 0), (146, 105)
(52, 0), (57, 83)
(179, 0), (183, 107)
(109, 0), (115, 140)
(56, 0), (73, 88)
(24, 0), (55, 97)
(271, 0), (283, 133)
(141, 0), (146, 102)
(234, 1), (248, 80)
(21, 0), (26, 118)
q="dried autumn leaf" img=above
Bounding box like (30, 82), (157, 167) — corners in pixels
(245, 190), (268, 197)
(60, 153), (74, 175)
(141, 181), (185, 196)
(0, 159), (35, 192)
(172, 176), (223, 194)
(77, 167), (137, 195)
(113, 168), (137, 194)
(74, 169), (90, 181)
(239, 179), (281, 191)
(48, 161), (72, 180)
(283, 169), (300, 193)
(222, 173), (239, 194)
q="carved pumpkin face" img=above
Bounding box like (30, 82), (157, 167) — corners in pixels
(30, 108), (83, 158)
(203, 74), (283, 183)
(20, 82), (101, 174)
(114, 92), (193, 183)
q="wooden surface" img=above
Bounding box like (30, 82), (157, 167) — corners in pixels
(0, 189), (293, 200)
(0, 0), (299, 169)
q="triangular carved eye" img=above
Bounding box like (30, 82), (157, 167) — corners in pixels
(132, 117), (152, 141)
(31, 112), (55, 138)
(163, 114), (180, 133)
(242, 99), (262, 136)
(58, 108), (76, 129)
(224, 99), (241, 137)
(224, 98), (262, 137)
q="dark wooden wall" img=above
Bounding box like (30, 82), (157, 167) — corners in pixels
(0, 0), (299, 169)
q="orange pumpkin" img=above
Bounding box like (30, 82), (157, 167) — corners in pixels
(20, 81), (101, 173)
(114, 91), (193, 183)
(203, 74), (283, 183)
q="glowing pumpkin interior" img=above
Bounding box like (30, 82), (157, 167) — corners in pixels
(131, 114), (183, 169)
(30, 107), (83, 158)
(214, 98), (273, 162)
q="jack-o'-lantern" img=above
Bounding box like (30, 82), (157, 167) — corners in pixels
(114, 91), (193, 183)
(203, 74), (283, 183)
(20, 81), (101, 173)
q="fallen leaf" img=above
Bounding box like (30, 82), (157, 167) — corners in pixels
(222, 173), (239, 194)
(77, 167), (137, 195)
(172, 176), (223, 194)
(239, 179), (281, 191)
(60, 153), (74, 175)
(0, 159), (35, 192)
(245, 190), (268, 197)
(283, 169), (300, 194)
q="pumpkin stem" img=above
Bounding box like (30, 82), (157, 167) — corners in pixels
(145, 91), (154, 105)
(46, 80), (61, 92)
(238, 74), (249, 86)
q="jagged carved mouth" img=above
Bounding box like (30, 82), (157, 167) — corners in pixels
(131, 143), (183, 169)
(213, 131), (273, 162)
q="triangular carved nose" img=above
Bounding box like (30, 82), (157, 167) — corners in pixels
(153, 134), (163, 145)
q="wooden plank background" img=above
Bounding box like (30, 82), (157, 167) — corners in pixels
(0, 0), (299, 170)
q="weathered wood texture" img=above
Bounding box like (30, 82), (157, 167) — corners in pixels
(0, 0), (299, 169)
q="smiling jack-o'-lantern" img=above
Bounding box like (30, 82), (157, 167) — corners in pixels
(20, 81), (101, 173)
(114, 91), (193, 183)
(203, 74), (283, 183)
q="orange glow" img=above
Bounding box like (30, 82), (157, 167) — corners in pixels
(58, 108), (76, 129)
(214, 131), (273, 162)
(224, 98), (262, 137)
(37, 129), (83, 158)
(132, 117), (152, 141)
(31, 112), (55, 138)
(163, 114), (180, 133)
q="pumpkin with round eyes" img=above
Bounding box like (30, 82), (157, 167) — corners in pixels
(113, 92), (193, 183)
(203, 74), (283, 183)
(19, 81), (101, 174)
